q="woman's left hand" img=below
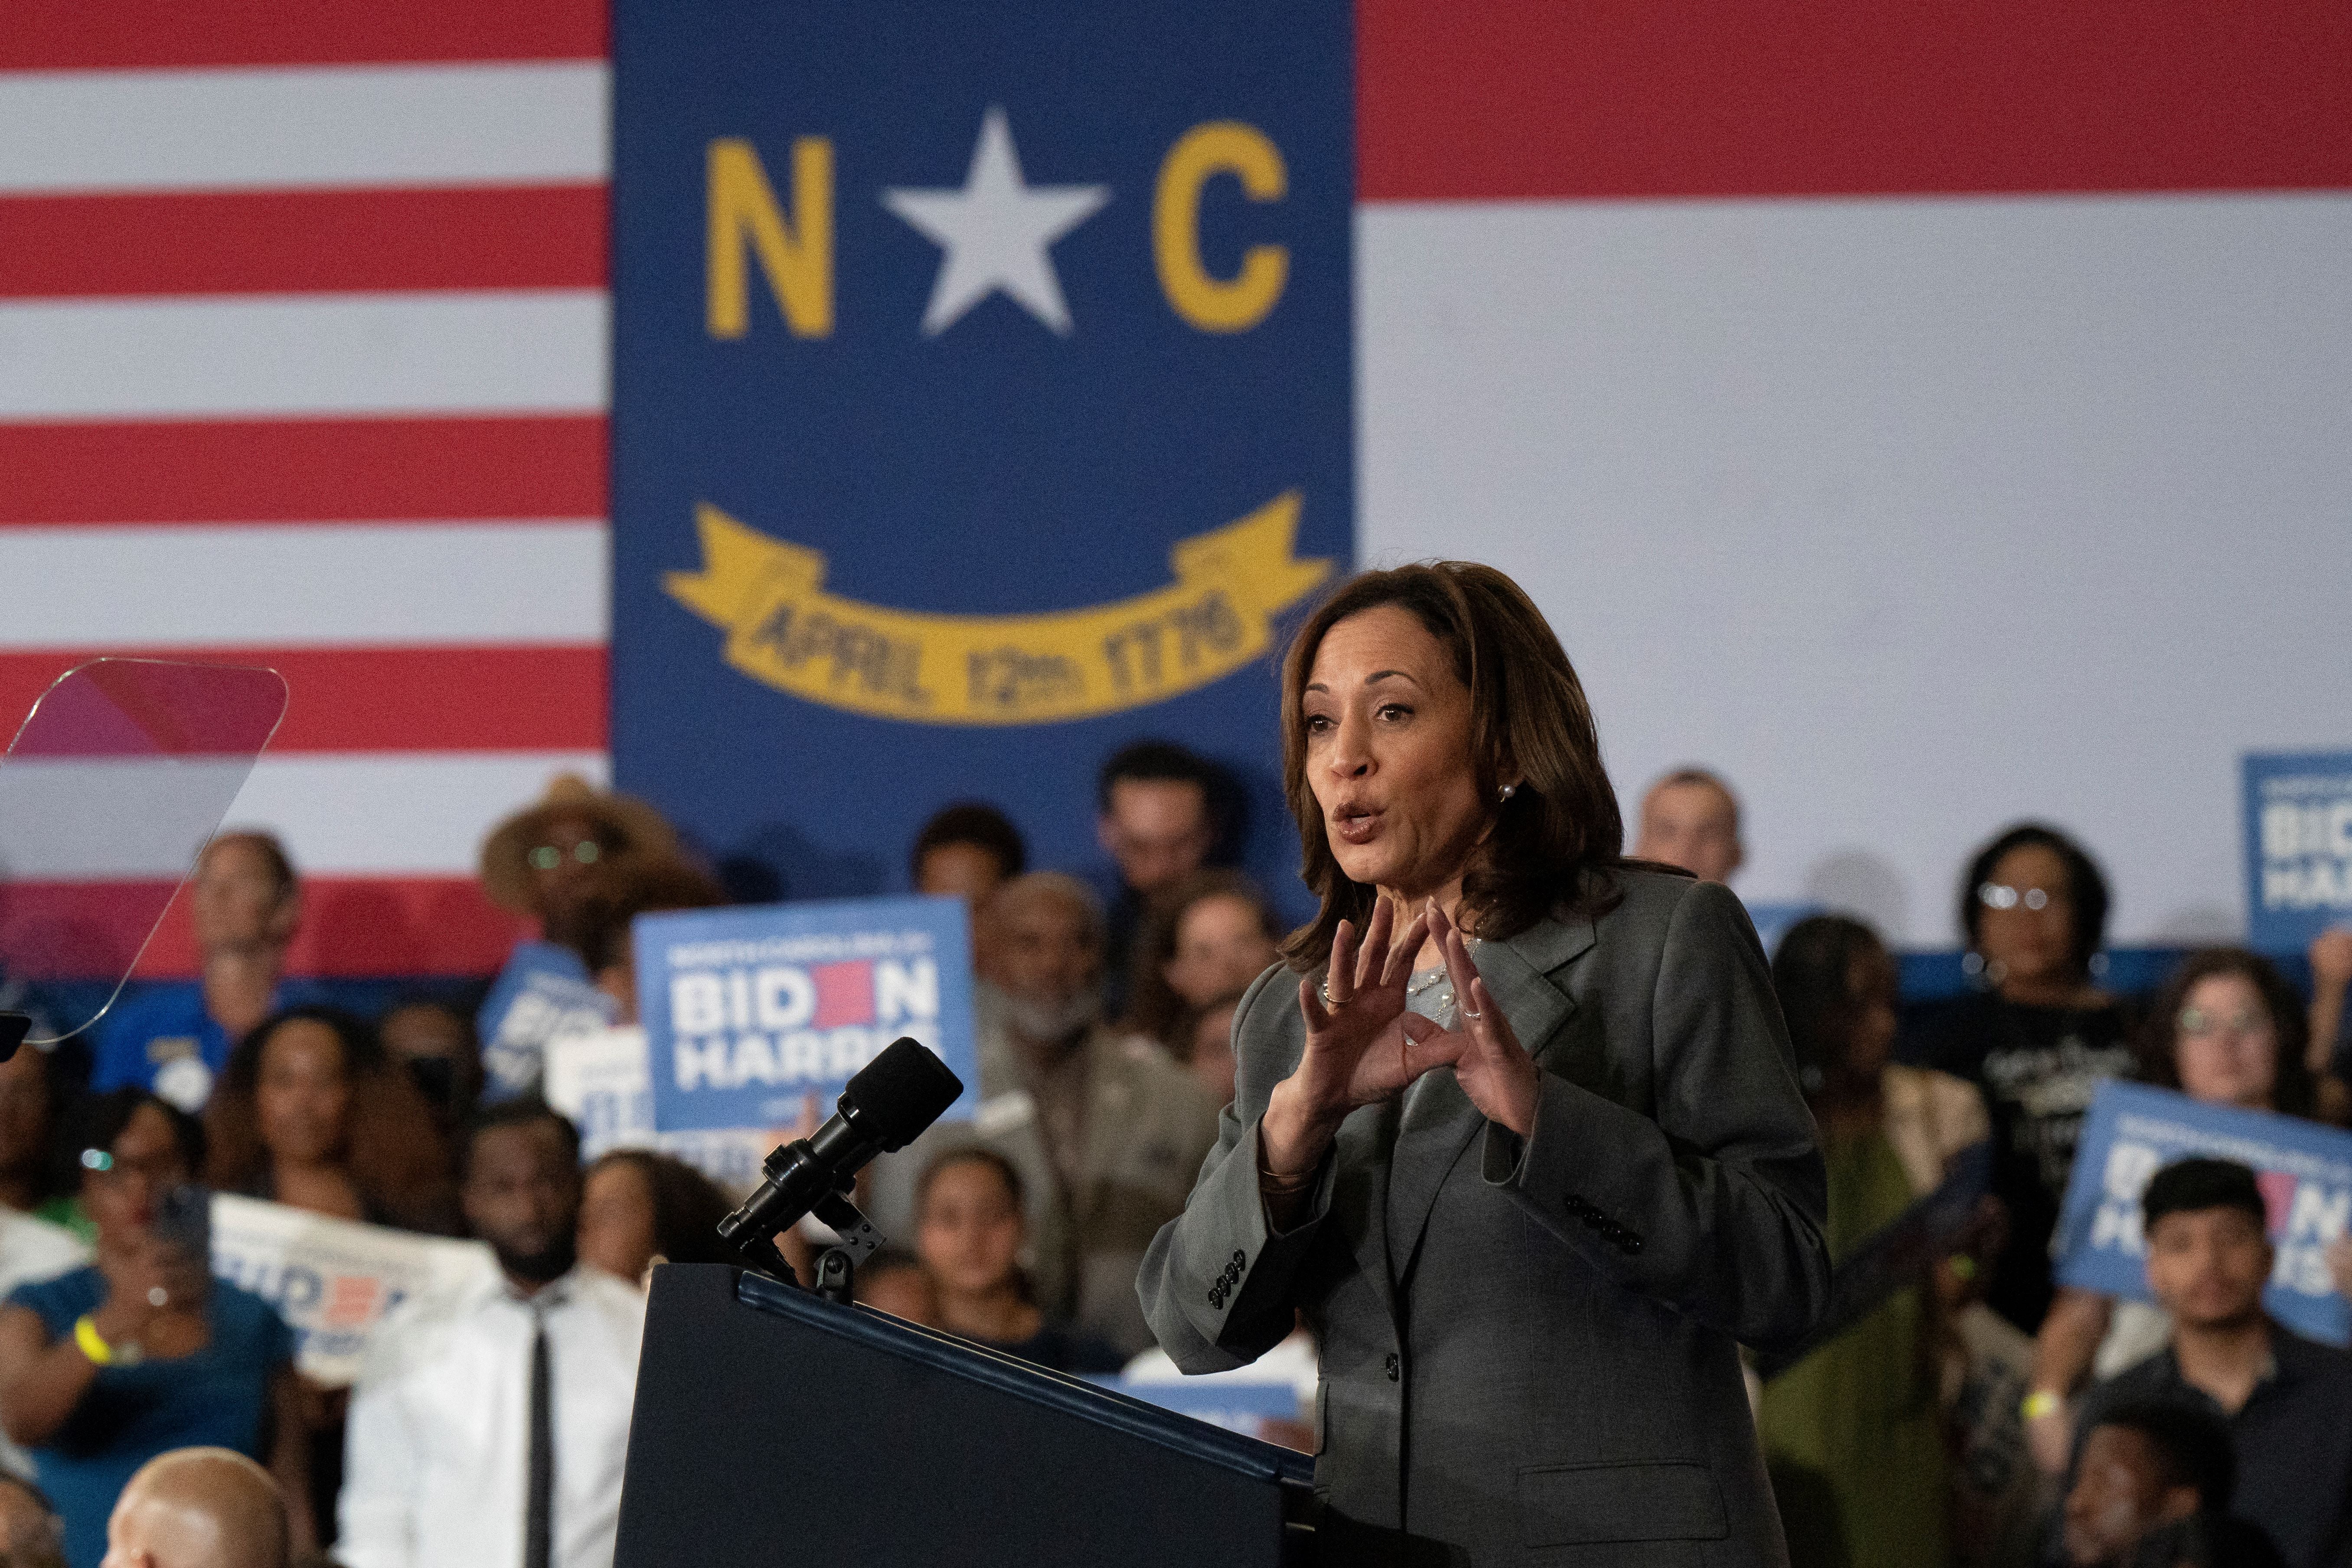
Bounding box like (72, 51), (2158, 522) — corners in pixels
(1411, 903), (1542, 1137)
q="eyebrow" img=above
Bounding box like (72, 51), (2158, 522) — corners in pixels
(1303, 670), (1421, 696)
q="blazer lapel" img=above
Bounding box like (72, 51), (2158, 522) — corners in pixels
(1383, 917), (1587, 1280)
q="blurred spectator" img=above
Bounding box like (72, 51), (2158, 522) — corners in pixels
(575, 1151), (734, 1288)
(100, 1447), (285, 1568)
(909, 803), (1026, 903)
(0, 1472), (64, 1568)
(2061, 1400), (2241, 1568)
(1120, 871), (1280, 1051)
(0, 1091), (308, 1568)
(1094, 742), (1235, 1011)
(2306, 928), (2352, 1120)
(1904, 824), (2136, 1332)
(2029, 951), (2318, 1473)
(849, 1248), (936, 1327)
(478, 778), (679, 966)
(91, 835), (324, 1114)
(0, 1040), (93, 1239)
(474, 780), (687, 1099)
(1759, 915), (1988, 1568)
(967, 873), (1218, 1355)
(912, 1149), (1121, 1375)
(203, 1009), (455, 1235)
(1177, 992), (1245, 1110)
(2068, 1160), (2352, 1568)
(375, 1000), (481, 1143)
(1631, 767), (1745, 884)
(0, 1205), (86, 1487)
(340, 1101), (642, 1568)
(575, 862), (728, 1027)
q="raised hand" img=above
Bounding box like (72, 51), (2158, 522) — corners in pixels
(1414, 902), (1541, 1137)
(1261, 895), (1443, 1173)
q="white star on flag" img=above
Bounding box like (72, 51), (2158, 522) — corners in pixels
(882, 107), (1111, 336)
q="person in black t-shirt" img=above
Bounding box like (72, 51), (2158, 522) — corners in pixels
(1904, 824), (2136, 1333)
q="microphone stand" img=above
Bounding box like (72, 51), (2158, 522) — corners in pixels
(725, 1137), (888, 1303)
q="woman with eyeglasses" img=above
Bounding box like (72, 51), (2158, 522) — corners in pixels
(2020, 948), (2327, 1478)
(0, 1091), (308, 1568)
(1906, 824), (2138, 1336)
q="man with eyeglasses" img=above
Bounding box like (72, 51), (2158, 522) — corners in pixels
(474, 778), (686, 1099)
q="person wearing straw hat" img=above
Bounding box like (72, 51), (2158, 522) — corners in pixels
(474, 778), (685, 1100)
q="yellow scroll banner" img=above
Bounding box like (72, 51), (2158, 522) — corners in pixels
(665, 491), (1331, 725)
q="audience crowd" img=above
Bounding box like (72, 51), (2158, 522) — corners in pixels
(0, 745), (2346, 1568)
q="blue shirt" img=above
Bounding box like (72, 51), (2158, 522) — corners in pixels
(88, 980), (328, 1112)
(9, 1267), (294, 1568)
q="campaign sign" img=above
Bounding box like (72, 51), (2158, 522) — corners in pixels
(2244, 752), (2352, 954)
(475, 941), (614, 1099)
(609, 1), (1351, 920)
(542, 1023), (778, 1196)
(1100, 1378), (1303, 1441)
(638, 896), (977, 1132)
(2053, 1082), (2352, 1347)
(209, 1194), (495, 1387)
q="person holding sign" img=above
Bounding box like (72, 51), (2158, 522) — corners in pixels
(2027, 951), (2324, 1476)
(0, 1092), (310, 1568)
(1905, 824), (2138, 1335)
(1138, 562), (1829, 1568)
(2069, 1159), (2352, 1568)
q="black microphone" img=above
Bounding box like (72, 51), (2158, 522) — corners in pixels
(717, 1037), (964, 1255)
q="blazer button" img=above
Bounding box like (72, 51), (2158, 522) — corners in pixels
(1384, 1352), (1400, 1382)
(1621, 1235), (1644, 1254)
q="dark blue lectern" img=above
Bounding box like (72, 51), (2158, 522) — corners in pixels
(614, 1264), (1315, 1567)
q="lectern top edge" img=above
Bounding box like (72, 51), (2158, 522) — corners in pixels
(729, 1268), (1316, 1488)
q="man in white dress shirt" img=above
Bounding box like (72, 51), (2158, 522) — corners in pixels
(340, 1101), (645, 1568)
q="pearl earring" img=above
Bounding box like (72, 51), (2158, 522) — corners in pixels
(1498, 784), (1518, 802)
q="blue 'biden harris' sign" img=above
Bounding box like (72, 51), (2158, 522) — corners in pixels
(609, 3), (1352, 904)
(637, 896), (978, 1133)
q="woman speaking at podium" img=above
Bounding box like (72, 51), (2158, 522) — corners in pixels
(1139, 563), (1830, 1567)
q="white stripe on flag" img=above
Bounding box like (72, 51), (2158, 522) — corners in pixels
(219, 751), (611, 875)
(0, 291), (608, 418)
(0, 62), (608, 194)
(0, 523), (609, 647)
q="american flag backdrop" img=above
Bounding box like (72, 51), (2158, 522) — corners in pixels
(4, 1), (2349, 975)
(0, 2), (613, 978)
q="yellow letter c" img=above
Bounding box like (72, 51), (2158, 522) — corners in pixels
(1154, 122), (1288, 334)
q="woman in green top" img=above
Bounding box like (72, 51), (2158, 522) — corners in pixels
(1760, 916), (1987, 1568)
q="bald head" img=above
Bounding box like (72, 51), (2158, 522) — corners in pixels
(102, 1449), (286, 1568)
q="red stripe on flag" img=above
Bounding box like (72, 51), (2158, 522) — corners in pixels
(0, 187), (606, 300)
(0, 647), (607, 754)
(128, 875), (527, 979)
(1358, 0), (2352, 200)
(5, 875), (527, 980)
(0, 0), (605, 71)
(0, 417), (607, 526)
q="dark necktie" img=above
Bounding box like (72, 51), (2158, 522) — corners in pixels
(525, 1307), (554, 1568)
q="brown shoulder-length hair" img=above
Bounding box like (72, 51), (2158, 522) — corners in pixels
(1279, 562), (1624, 970)
(205, 1006), (459, 1232)
(2140, 947), (2315, 1119)
(1120, 869), (1281, 1046)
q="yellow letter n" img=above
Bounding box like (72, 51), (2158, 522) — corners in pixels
(707, 137), (833, 339)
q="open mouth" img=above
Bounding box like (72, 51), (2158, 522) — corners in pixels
(1332, 804), (1382, 845)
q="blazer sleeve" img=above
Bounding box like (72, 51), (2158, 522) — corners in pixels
(1482, 880), (1831, 1349)
(1136, 965), (1333, 1372)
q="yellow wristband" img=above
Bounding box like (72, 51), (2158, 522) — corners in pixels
(2020, 1389), (2062, 1422)
(72, 1314), (116, 1366)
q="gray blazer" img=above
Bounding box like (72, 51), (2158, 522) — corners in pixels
(1137, 872), (1830, 1568)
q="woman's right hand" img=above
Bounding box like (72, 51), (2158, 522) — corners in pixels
(1262, 896), (1446, 1175)
(91, 1236), (206, 1348)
